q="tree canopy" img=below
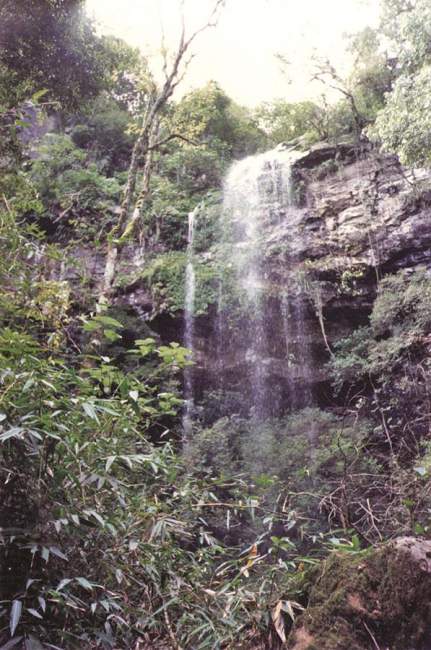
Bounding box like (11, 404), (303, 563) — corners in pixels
(367, 0), (431, 164)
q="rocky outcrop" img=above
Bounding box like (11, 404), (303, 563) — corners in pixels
(197, 144), (431, 412)
(287, 537), (431, 650)
(55, 143), (431, 416)
(293, 145), (431, 307)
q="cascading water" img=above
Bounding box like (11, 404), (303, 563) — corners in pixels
(183, 206), (197, 436)
(219, 145), (313, 417)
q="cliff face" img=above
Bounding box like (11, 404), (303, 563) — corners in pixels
(294, 144), (431, 312)
(184, 144), (431, 413)
(59, 143), (431, 416)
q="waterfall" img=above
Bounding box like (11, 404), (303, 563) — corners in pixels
(219, 146), (313, 418)
(183, 206), (197, 436)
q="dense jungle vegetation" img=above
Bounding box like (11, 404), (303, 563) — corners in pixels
(2, 1), (431, 648)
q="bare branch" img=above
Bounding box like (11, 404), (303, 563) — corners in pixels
(363, 621), (381, 650)
(160, 23), (168, 81)
(184, 0), (224, 49)
(2, 194), (12, 215)
(310, 57), (366, 135)
(148, 132), (201, 150)
(97, 0), (225, 309)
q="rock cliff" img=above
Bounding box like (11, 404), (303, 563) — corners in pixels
(58, 143), (431, 418)
(188, 143), (431, 414)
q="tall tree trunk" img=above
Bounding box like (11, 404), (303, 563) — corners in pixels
(96, 0), (224, 312)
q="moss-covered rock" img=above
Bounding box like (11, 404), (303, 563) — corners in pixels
(287, 537), (431, 650)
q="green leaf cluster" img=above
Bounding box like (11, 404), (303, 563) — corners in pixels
(330, 268), (431, 383)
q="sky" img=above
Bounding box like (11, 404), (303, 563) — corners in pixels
(86, 0), (381, 107)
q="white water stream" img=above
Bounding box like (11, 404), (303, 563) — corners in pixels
(182, 207), (197, 436)
(221, 146), (312, 417)
(183, 146), (314, 427)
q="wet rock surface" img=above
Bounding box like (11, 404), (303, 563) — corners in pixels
(222, 147), (431, 409)
(198, 146), (431, 411)
(296, 150), (431, 282)
(57, 144), (431, 414)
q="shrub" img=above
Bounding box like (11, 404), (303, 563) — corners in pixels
(28, 133), (122, 240)
(330, 268), (431, 385)
(187, 409), (374, 543)
(141, 251), (221, 316)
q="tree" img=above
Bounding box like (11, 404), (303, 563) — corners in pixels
(347, 27), (394, 123)
(171, 80), (265, 158)
(274, 44), (392, 144)
(254, 99), (323, 144)
(0, 0), (115, 111)
(310, 57), (366, 139)
(368, 65), (431, 166)
(98, 2), (225, 310)
(70, 94), (135, 173)
(380, 0), (431, 71)
(367, 0), (431, 165)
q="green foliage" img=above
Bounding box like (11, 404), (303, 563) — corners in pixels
(272, 18), (396, 145)
(28, 133), (122, 239)
(0, 0), (110, 111)
(329, 326), (372, 385)
(0, 209), (297, 648)
(318, 98), (360, 142)
(370, 268), (431, 337)
(141, 250), (220, 316)
(30, 133), (121, 207)
(192, 195), (223, 253)
(98, 34), (152, 109)
(187, 409), (374, 541)
(4, 1), (431, 644)
(258, 94), (361, 146)
(141, 175), (200, 250)
(380, 0), (431, 71)
(347, 27), (394, 123)
(138, 198), (244, 317)
(141, 149), (224, 253)
(70, 96), (134, 173)
(254, 99), (323, 145)
(367, 0), (431, 165)
(0, 232), (315, 649)
(140, 252), (188, 314)
(136, 82), (265, 256)
(0, 323), (238, 648)
(159, 146), (225, 194)
(330, 268), (431, 384)
(189, 408), (370, 482)
(369, 66), (431, 166)
(171, 80), (266, 159)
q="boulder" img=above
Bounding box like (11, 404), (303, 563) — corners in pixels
(287, 537), (431, 650)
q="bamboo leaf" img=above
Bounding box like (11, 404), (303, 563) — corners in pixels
(9, 600), (22, 637)
(49, 546), (68, 561)
(271, 600), (286, 643)
(0, 427), (24, 442)
(0, 638), (23, 650)
(76, 577), (94, 591)
(56, 578), (72, 591)
(25, 636), (46, 650)
(31, 89), (49, 102)
(82, 402), (99, 423)
(95, 315), (123, 329)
